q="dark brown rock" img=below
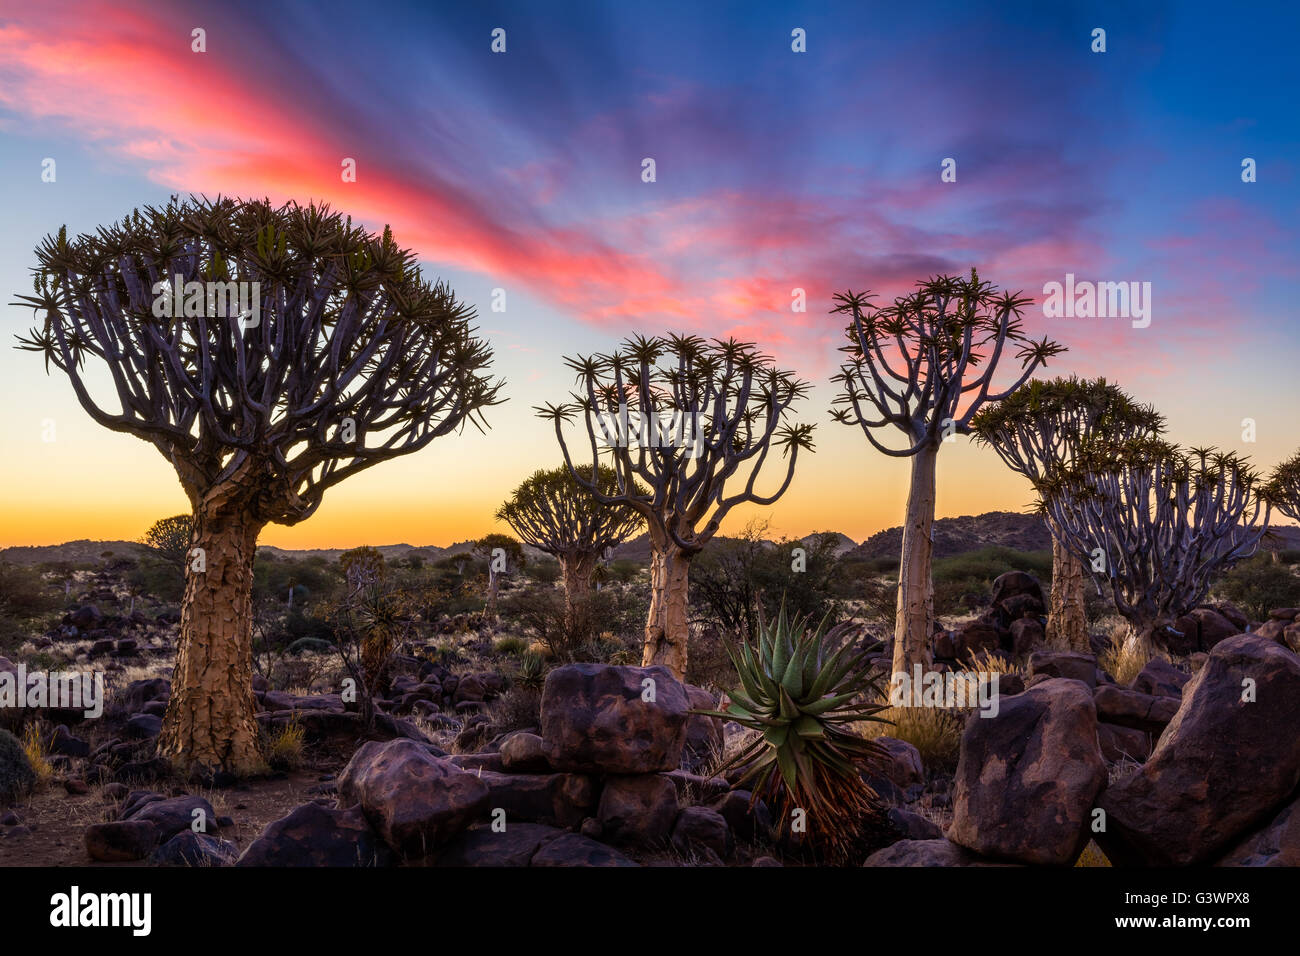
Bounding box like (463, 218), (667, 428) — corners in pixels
(596, 774), (679, 847)
(1093, 685), (1180, 732)
(863, 838), (1018, 867)
(1028, 650), (1097, 688)
(477, 771), (596, 828)
(1097, 635), (1300, 866)
(237, 802), (392, 866)
(85, 820), (157, 862)
(949, 678), (1106, 865)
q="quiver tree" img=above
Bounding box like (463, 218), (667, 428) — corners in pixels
(13, 196), (501, 775)
(830, 271), (1064, 678)
(1264, 451), (1300, 525)
(970, 377), (1164, 650)
(475, 533), (524, 621)
(143, 514), (195, 568)
(539, 335), (814, 678)
(496, 465), (645, 634)
(1039, 439), (1268, 652)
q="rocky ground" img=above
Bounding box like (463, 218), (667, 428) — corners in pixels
(1, 566), (1298, 867)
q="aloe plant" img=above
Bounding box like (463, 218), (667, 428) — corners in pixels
(699, 604), (892, 864)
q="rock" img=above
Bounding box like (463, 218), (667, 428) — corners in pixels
(48, 725), (91, 758)
(434, 822), (566, 866)
(1009, 618), (1044, 655)
(1188, 608), (1241, 651)
(952, 619), (1002, 660)
(476, 771), (597, 829)
(671, 806), (731, 862)
(863, 838), (1017, 867)
(875, 737), (924, 791)
(711, 789), (772, 843)
(1162, 616), (1202, 656)
(530, 831), (639, 867)
(62, 777), (90, 795)
(1131, 657), (1188, 698)
(990, 571), (1046, 613)
(541, 663), (690, 774)
(85, 820), (158, 862)
(149, 831), (238, 867)
(597, 774), (679, 847)
(124, 714), (162, 739)
(337, 739), (489, 859)
(887, 806), (943, 840)
(752, 855), (783, 867)
(122, 794), (217, 842)
(237, 802), (392, 867)
(1096, 635), (1300, 866)
(681, 684), (724, 772)
(1093, 685), (1180, 732)
(1216, 792), (1300, 867)
(1028, 649), (1097, 688)
(1268, 607), (1300, 621)
(448, 752), (505, 773)
(1096, 723), (1152, 763)
(1214, 603), (1250, 633)
(0, 729), (37, 807)
(663, 769), (730, 803)
(67, 605), (101, 630)
(949, 678), (1106, 865)
(498, 732), (550, 773)
(453, 674), (487, 704)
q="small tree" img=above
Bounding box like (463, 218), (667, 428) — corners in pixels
(830, 271), (1064, 678)
(496, 465), (644, 635)
(143, 515), (194, 569)
(539, 335), (814, 678)
(1040, 439), (1268, 651)
(970, 377), (1164, 649)
(14, 196), (501, 774)
(475, 533), (524, 622)
(1264, 450), (1300, 523)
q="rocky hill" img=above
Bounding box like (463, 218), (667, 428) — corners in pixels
(847, 511), (1052, 560)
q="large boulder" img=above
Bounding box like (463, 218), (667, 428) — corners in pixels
(990, 571), (1046, 614)
(84, 820), (158, 862)
(541, 664), (690, 774)
(434, 822), (567, 867)
(476, 771), (597, 829)
(596, 774), (679, 847)
(949, 678), (1106, 865)
(530, 832), (639, 867)
(237, 802), (392, 867)
(149, 832), (238, 867)
(670, 806), (732, 863)
(338, 739), (489, 859)
(1096, 635), (1300, 865)
(122, 793), (217, 843)
(1029, 650), (1097, 688)
(1188, 608), (1242, 651)
(875, 737), (924, 791)
(681, 684), (724, 772)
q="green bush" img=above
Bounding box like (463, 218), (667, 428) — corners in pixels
(0, 728), (37, 807)
(1214, 555), (1300, 621)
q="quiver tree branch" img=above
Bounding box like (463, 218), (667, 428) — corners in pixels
(970, 376), (1164, 649)
(1040, 438), (1269, 651)
(829, 270), (1064, 677)
(537, 334), (813, 677)
(13, 195), (502, 775)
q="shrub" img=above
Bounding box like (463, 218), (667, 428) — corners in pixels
(0, 728), (37, 807)
(266, 718), (305, 770)
(860, 705), (964, 770)
(493, 635), (529, 656)
(489, 686), (542, 733)
(1214, 555), (1300, 621)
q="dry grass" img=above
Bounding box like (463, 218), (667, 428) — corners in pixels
(1099, 635), (1164, 686)
(21, 723), (54, 789)
(266, 717), (305, 770)
(858, 705), (966, 769)
(1075, 840), (1112, 867)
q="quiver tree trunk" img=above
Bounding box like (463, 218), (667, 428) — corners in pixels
(157, 493), (266, 777)
(1047, 521), (1089, 650)
(892, 441), (937, 678)
(559, 551), (599, 637)
(644, 544), (691, 678)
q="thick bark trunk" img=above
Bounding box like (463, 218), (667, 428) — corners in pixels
(157, 497), (266, 777)
(559, 551), (598, 637)
(643, 544), (691, 678)
(892, 442), (938, 679)
(1047, 521), (1089, 651)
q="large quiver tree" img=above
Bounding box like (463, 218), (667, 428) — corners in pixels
(539, 334), (813, 678)
(496, 465), (645, 633)
(1039, 439), (1268, 651)
(14, 196), (501, 775)
(830, 270), (1064, 678)
(970, 377), (1164, 650)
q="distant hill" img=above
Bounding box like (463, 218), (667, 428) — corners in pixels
(847, 511), (1054, 561)
(0, 539), (148, 565)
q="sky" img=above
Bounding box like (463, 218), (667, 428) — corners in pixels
(0, 0), (1296, 549)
